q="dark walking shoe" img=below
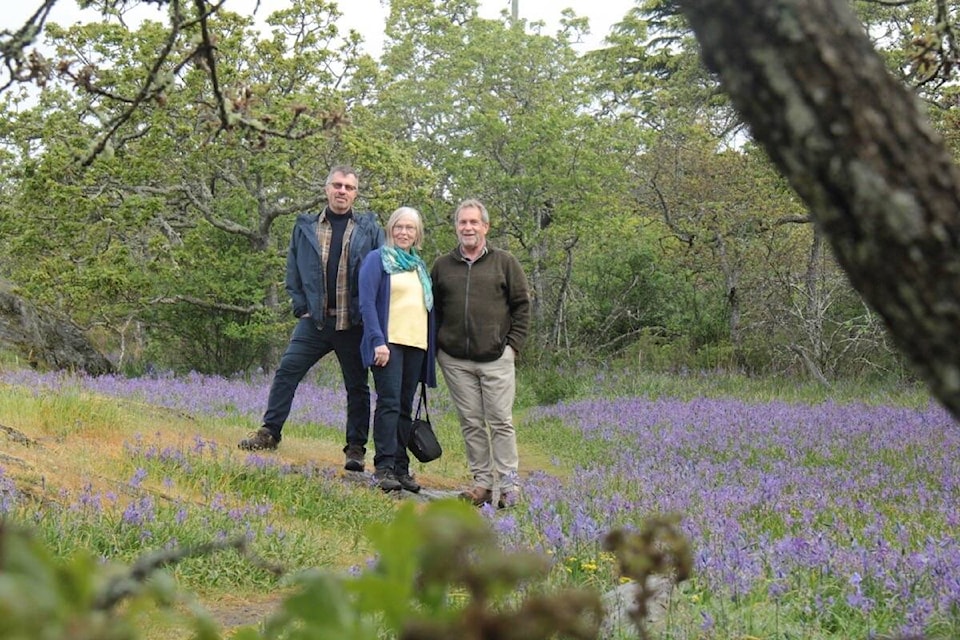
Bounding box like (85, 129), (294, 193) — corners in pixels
(374, 468), (402, 492)
(238, 427), (278, 451)
(397, 473), (421, 493)
(458, 486), (493, 506)
(344, 444), (365, 472)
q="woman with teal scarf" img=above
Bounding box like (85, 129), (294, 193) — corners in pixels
(359, 207), (438, 492)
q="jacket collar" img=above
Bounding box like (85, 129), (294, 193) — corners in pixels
(455, 244), (488, 263)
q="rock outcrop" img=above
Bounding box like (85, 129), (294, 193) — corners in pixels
(0, 281), (114, 376)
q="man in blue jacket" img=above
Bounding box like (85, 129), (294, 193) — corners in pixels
(240, 165), (385, 474)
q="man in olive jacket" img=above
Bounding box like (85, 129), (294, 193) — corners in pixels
(240, 165), (385, 474)
(431, 198), (531, 509)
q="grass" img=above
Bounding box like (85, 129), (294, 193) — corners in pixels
(1, 359), (957, 639)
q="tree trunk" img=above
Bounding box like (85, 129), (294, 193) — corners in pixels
(805, 226), (826, 370)
(261, 279), (281, 373)
(680, 0), (960, 420)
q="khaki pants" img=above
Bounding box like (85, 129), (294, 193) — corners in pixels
(438, 346), (520, 492)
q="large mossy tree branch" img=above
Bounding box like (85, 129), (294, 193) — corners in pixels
(680, 0), (960, 419)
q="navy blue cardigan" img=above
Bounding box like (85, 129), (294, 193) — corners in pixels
(358, 248), (438, 387)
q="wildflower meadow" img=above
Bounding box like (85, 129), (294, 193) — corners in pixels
(0, 363), (958, 639)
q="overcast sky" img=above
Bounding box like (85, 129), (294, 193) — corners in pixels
(6, 0), (638, 56)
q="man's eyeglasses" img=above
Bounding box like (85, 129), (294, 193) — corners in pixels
(329, 182), (357, 192)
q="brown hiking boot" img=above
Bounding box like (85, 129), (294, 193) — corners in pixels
(459, 486), (493, 506)
(238, 427), (278, 451)
(344, 444), (365, 472)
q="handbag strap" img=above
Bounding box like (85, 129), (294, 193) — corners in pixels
(414, 381), (430, 421)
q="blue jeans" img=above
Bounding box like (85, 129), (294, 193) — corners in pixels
(262, 316), (370, 449)
(371, 343), (425, 474)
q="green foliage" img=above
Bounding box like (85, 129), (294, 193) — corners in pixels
(589, 0), (736, 135)
(0, 0), (933, 381)
(0, 363), (943, 639)
(564, 220), (670, 354)
(0, 0), (423, 374)
(0, 522), (123, 640)
(519, 412), (618, 469)
(0, 521), (217, 640)
(518, 357), (585, 406)
(2, 386), (123, 440)
(3, 502), (694, 640)
(377, 0), (631, 348)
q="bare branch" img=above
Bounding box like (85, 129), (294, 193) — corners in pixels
(152, 294), (264, 315)
(774, 214), (812, 226)
(92, 535), (283, 612)
(193, 0), (229, 139)
(79, 0), (186, 166)
(0, 0), (58, 92)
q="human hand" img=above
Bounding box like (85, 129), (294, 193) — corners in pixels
(374, 345), (389, 367)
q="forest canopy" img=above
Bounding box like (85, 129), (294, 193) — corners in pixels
(0, 0), (955, 389)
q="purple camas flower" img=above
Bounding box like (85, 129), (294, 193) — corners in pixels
(4, 367), (958, 633)
(0, 368), (348, 427)
(492, 513), (519, 539)
(528, 394), (960, 631)
(768, 577), (788, 599)
(210, 494), (227, 513)
(0, 469), (17, 513)
(542, 519), (568, 552)
(72, 483), (104, 513)
(121, 495), (156, 526)
(846, 572), (873, 612)
(129, 468), (148, 488)
(244, 454), (275, 470)
(158, 447), (189, 468)
(700, 610), (715, 631)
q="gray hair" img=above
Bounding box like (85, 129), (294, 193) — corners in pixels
(325, 165), (358, 186)
(385, 206), (425, 250)
(453, 198), (489, 225)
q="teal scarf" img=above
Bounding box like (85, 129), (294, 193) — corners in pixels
(381, 246), (433, 311)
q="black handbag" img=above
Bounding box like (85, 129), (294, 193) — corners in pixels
(409, 382), (442, 463)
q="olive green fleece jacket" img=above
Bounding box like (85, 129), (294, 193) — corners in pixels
(430, 246), (531, 362)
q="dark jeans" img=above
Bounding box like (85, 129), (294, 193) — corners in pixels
(262, 316), (370, 449)
(371, 343), (425, 474)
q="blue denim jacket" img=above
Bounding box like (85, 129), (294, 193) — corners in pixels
(285, 210), (385, 326)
